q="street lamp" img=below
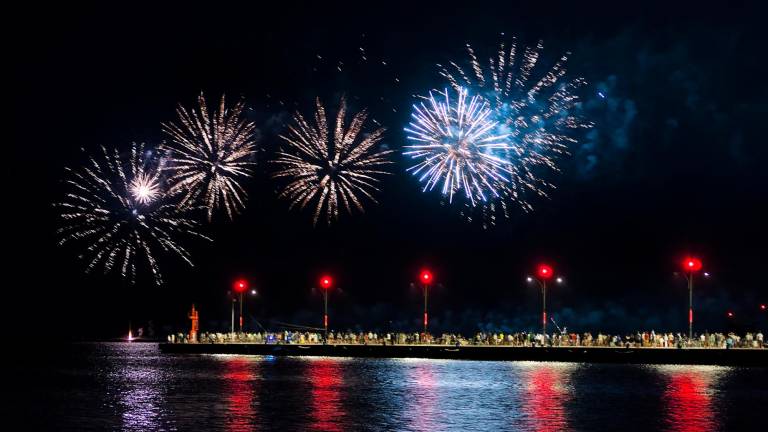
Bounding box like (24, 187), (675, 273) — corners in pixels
(419, 269), (433, 338)
(527, 264), (562, 337)
(319, 275), (333, 341)
(680, 256), (703, 341)
(233, 279), (248, 334)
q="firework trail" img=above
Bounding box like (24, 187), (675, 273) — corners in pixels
(404, 87), (514, 207)
(273, 96), (392, 225)
(437, 38), (592, 223)
(161, 93), (258, 220)
(56, 143), (209, 285)
(310, 33), (402, 119)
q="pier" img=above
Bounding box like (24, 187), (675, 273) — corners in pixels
(159, 342), (767, 366)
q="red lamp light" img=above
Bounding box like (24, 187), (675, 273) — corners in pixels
(420, 270), (433, 284)
(537, 264), (554, 280)
(319, 275), (333, 290)
(682, 257), (703, 273)
(233, 279), (248, 293)
(727, 311), (734, 318)
(760, 304), (766, 311)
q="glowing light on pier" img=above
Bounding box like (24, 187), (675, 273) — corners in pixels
(537, 264), (554, 280)
(683, 257), (703, 273)
(680, 256), (705, 339)
(420, 270), (433, 283)
(233, 279), (248, 293)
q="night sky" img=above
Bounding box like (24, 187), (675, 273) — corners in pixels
(12, 2), (768, 339)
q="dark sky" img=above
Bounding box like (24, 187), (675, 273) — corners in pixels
(11, 2), (768, 339)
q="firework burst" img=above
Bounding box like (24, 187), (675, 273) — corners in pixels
(161, 93), (258, 220)
(437, 38), (592, 222)
(404, 87), (513, 206)
(273, 97), (392, 225)
(130, 170), (162, 205)
(56, 143), (209, 285)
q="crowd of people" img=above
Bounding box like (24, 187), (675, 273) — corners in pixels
(168, 329), (765, 349)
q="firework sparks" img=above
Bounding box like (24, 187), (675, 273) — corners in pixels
(437, 38), (592, 222)
(130, 170), (161, 205)
(273, 97), (392, 225)
(161, 93), (258, 220)
(404, 87), (513, 206)
(56, 143), (209, 285)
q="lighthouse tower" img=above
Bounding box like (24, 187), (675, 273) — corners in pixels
(188, 304), (199, 343)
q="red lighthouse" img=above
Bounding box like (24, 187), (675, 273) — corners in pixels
(188, 304), (199, 343)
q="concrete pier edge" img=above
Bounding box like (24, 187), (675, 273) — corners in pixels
(159, 343), (768, 366)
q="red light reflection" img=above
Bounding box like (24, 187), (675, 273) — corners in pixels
(224, 357), (258, 432)
(407, 362), (442, 431)
(662, 367), (721, 432)
(522, 364), (571, 432)
(309, 359), (345, 431)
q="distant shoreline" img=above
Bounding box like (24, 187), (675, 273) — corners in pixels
(159, 343), (768, 366)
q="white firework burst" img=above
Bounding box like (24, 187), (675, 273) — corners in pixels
(161, 93), (258, 220)
(272, 96), (392, 225)
(404, 87), (513, 206)
(129, 171), (162, 205)
(438, 38), (592, 222)
(56, 143), (210, 285)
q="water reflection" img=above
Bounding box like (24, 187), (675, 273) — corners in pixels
(406, 360), (443, 431)
(308, 358), (346, 431)
(520, 362), (575, 432)
(657, 365), (727, 432)
(396, 359), (578, 431)
(109, 344), (168, 431)
(60, 344), (763, 431)
(118, 366), (165, 430)
(223, 356), (259, 432)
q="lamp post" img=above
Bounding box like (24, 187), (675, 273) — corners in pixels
(681, 257), (703, 341)
(319, 275), (333, 341)
(419, 270), (433, 339)
(233, 279), (248, 334)
(527, 264), (561, 337)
